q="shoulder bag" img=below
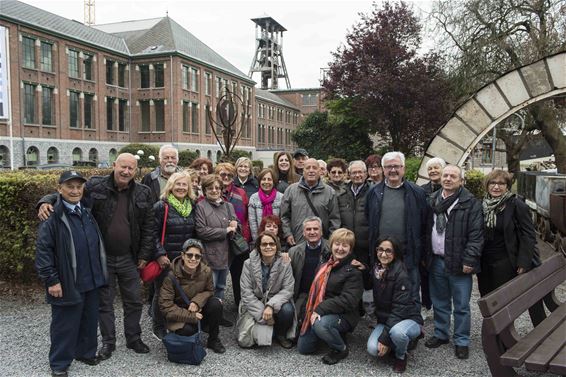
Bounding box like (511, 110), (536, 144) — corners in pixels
(226, 203), (250, 257)
(140, 204), (168, 283)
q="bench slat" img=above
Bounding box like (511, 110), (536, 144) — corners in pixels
(500, 303), (566, 367)
(478, 254), (566, 317)
(548, 345), (566, 375)
(524, 320), (566, 372)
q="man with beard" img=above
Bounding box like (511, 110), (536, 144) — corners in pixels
(142, 145), (181, 203)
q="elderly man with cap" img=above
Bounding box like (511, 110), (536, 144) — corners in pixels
(293, 148), (308, 176)
(36, 171), (107, 376)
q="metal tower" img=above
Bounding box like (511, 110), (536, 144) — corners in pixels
(248, 16), (291, 90)
(84, 0), (95, 26)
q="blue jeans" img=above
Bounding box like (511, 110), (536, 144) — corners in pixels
(429, 256), (472, 346)
(297, 314), (351, 353)
(367, 319), (421, 359)
(274, 302), (295, 337)
(212, 268), (229, 300)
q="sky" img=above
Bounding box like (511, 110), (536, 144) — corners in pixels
(19, 0), (434, 88)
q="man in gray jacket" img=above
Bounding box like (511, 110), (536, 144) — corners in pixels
(281, 158), (340, 246)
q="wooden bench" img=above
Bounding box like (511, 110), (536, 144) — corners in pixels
(478, 253), (566, 376)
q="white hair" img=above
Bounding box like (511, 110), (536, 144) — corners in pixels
(382, 151), (405, 167)
(348, 160), (367, 173)
(443, 164), (465, 179)
(426, 157), (446, 169)
(159, 144), (178, 160)
(302, 216), (322, 229)
(317, 160), (327, 169)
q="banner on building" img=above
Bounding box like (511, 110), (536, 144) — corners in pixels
(0, 26), (9, 119)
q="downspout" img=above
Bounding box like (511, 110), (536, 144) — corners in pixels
(16, 25), (26, 166)
(170, 54), (174, 145)
(5, 27), (14, 169)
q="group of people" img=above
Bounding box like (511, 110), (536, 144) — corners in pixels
(35, 145), (541, 376)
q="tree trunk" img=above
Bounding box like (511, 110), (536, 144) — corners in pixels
(531, 103), (566, 174)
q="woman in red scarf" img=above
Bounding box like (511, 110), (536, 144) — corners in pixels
(248, 169), (284, 241)
(297, 228), (363, 365)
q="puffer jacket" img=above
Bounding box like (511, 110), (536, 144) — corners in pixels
(159, 256), (214, 331)
(234, 176), (259, 201)
(426, 187), (484, 274)
(248, 190), (284, 240)
(313, 253), (364, 330)
(153, 199), (196, 261)
(288, 240), (331, 299)
(372, 259), (423, 348)
(337, 182), (371, 266)
(280, 178), (340, 243)
(239, 249), (295, 322)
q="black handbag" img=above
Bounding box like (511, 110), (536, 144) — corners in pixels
(162, 273), (207, 365)
(225, 203), (250, 256)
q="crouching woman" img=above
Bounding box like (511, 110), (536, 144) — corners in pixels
(237, 231), (296, 348)
(159, 239), (226, 354)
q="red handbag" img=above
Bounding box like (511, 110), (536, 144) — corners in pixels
(140, 204), (168, 283)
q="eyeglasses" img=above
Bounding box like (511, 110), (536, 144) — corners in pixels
(260, 242), (277, 248)
(488, 181), (507, 188)
(183, 253), (202, 260)
(383, 165), (402, 171)
(368, 165), (381, 170)
(219, 172), (233, 178)
(377, 247), (394, 255)
(329, 170), (344, 175)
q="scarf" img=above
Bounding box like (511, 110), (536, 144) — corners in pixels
(258, 188), (277, 217)
(300, 257), (340, 335)
(483, 191), (514, 232)
(167, 194), (192, 217)
(432, 187), (462, 233)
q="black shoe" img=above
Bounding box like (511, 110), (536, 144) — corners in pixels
(51, 370), (68, 377)
(276, 335), (293, 349)
(127, 339), (150, 354)
(75, 356), (100, 366)
(393, 356), (407, 373)
(322, 346), (349, 365)
(152, 326), (167, 341)
(96, 343), (115, 360)
(219, 317), (233, 327)
(455, 345), (469, 359)
(424, 336), (449, 348)
(207, 338), (226, 354)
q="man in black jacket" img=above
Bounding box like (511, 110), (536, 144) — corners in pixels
(141, 144), (181, 203)
(38, 153), (154, 360)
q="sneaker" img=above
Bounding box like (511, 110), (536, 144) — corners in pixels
(126, 339), (150, 354)
(393, 356), (407, 373)
(207, 338), (226, 354)
(152, 326), (167, 341)
(424, 336), (449, 348)
(322, 346), (349, 365)
(276, 335), (293, 349)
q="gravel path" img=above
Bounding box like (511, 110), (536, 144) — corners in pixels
(1, 242), (563, 377)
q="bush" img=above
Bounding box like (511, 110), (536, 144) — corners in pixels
(220, 149), (252, 163)
(404, 157), (421, 183)
(465, 170), (486, 199)
(178, 150), (199, 167)
(119, 143), (159, 169)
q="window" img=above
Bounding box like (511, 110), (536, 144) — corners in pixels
(68, 50), (79, 78)
(118, 63), (126, 87)
(154, 64), (164, 87)
(109, 148), (117, 162)
(182, 66), (189, 90)
(191, 102), (198, 133)
(216, 77), (222, 98)
(22, 36), (35, 69)
(302, 93), (318, 106)
(205, 72), (212, 96)
(205, 104), (212, 134)
(106, 60), (114, 85)
(40, 42), (52, 72)
(482, 145), (493, 164)
(26, 146), (39, 166)
(42, 87), (54, 125)
(72, 147), (82, 162)
(191, 68), (198, 92)
(155, 100), (164, 131)
(69, 91), (80, 128)
(47, 147), (59, 164)
(23, 83), (36, 124)
(140, 65), (150, 88)
(106, 98), (114, 130)
(0, 146), (10, 167)
(89, 148), (98, 163)
(84, 94), (94, 129)
(119, 100), (128, 131)
(182, 102), (190, 132)
(231, 81), (237, 95)
(140, 101), (150, 131)
(83, 54), (93, 80)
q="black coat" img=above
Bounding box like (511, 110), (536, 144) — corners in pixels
(153, 199), (196, 260)
(337, 182), (371, 266)
(314, 254), (364, 330)
(234, 176), (259, 201)
(372, 259), (423, 348)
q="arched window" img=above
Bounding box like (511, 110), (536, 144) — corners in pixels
(0, 146), (10, 167)
(26, 146), (39, 166)
(47, 147), (59, 164)
(207, 150), (212, 160)
(72, 147), (82, 162)
(89, 148), (98, 163)
(109, 148), (117, 163)
(195, 149), (201, 157)
(216, 150), (222, 163)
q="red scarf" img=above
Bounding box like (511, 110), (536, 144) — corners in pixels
(300, 257), (340, 335)
(258, 189), (277, 217)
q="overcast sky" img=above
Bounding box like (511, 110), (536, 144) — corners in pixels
(20, 0), (434, 88)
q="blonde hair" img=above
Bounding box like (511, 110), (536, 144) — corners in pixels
(214, 162), (236, 175)
(328, 228), (355, 250)
(161, 171), (195, 200)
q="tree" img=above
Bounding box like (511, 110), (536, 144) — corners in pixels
(118, 143), (159, 168)
(323, 1), (452, 155)
(291, 99), (374, 162)
(219, 149), (251, 164)
(178, 149), (198, 167)
(430, 0), (566, 172)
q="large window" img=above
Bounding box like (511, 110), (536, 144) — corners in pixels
(205, 104), (212, 134)
(106, 98), (114, 130)
(68, 50), (79, 78)
(119, 99), (128, 131)
(47, 147), (59, 164)
(22, 36), (35, 69)
(84, 94), (94, 129)
(154, 64), (164, 87)
(216, 77), (222, 98)
(83, 54), (93, 81)
(182, 101), (190, 132)
(106, 60), (114, 85)
(40, 42), (52, 72)
(140, 101), (150, 131)
(205, 72), (212, 96)
(23, 83), (36, 124)
(191, 102), (199, 133)
(182, 66), (189, 90)
(89, 148), (98, 163)
(72, 147), (82, 162)
(154, 100), (164, 131)
(118, 63), (126, 87)
(140, 65), (150, 88)
(69, 91), (80, 128)
(302, 93), (318, 106)
(42, 87), (54, 125)
(191, 68), (198, 92)
(26, 146), (39, 166)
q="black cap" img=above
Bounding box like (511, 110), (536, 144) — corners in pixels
(182, 238), (204, 252)
(59, 170), (87, 184)
(293, 148), (308, 158)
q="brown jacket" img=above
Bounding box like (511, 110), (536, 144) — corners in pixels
(158, 256), (214, 331)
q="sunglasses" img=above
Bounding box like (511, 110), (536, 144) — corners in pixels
(260, 242), (277, 248)
(183, 253), (202, 260)
(219, 172), (233, 178)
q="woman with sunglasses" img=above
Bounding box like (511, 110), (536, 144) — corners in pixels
(159, 239), (226, 354)
(237, 231), (295, 349)
(367, 237), (423, 373)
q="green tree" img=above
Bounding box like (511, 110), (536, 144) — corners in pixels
(220, 149), (251, 164)
(118, 143), (159, 168)
(178, 150), (199, 167)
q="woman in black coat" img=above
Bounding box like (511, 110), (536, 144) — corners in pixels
(366, 237), (423, 373)
(151, 171), (196, 339)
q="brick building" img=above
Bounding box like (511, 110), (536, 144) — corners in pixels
(0, 0), (301, 168)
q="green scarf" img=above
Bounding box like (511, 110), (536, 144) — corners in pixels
(483, 191), (514, 230)
(167, 194), (192, 217)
